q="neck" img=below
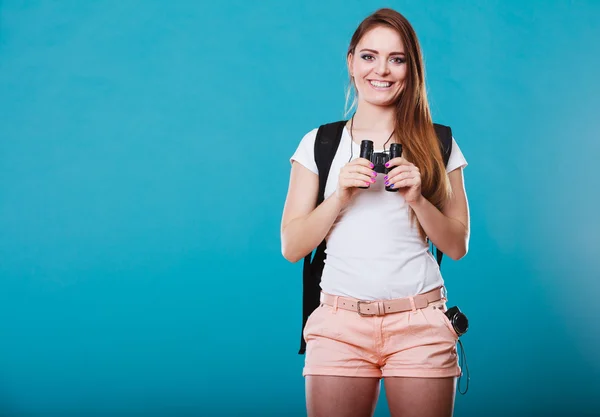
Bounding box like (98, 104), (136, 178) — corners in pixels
(352, 100), (396, 131)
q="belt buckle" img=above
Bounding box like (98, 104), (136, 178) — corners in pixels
(440, 286), (447, 300)
(357, 300), (377, 317)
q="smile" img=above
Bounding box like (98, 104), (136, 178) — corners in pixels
(369, 80), (394, 89)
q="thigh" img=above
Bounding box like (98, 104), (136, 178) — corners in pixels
(381, 299), (461, 379)
(306, 375), (381, 417)
(303, 303), (381, 378)
(384, 376), (456, 417)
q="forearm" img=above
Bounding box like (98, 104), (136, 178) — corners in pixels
(409, 195), (469, 260)
(281, 193), (344, 263)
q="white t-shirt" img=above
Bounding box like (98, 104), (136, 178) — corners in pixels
(290, 125), (468, 301)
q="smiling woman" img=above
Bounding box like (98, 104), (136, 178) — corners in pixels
(348, 30), (408, 104)
(281, 7), (470, 417)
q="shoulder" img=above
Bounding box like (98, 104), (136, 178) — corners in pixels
(296, 127), (319, 150)
(432, 123), (453, 164)
(434, 125), (468, 173)
(432, 123), (452, 140)
(313, 120), (348, 145)
(290, 127), (320, 175)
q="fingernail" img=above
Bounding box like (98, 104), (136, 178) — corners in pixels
(370, 163), (374, 168)
(372, 171), (377, 177)
(385, 162), (390, 167)
(371, 178), (376, 183)
(390, 183), (395, 188)
(384, 175), (388, 180)
(385, 181), (389, 186)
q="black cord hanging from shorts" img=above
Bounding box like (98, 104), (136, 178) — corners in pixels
(457, 339), (470, 395)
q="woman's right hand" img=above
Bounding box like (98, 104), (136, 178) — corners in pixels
(334, 158), (377, 207)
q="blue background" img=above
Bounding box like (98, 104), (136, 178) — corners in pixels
(1, 1), (599, 416)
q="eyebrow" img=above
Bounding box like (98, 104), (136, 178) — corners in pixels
(359, 48), (405, 55)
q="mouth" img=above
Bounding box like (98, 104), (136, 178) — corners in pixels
(368, 80), (395, 90)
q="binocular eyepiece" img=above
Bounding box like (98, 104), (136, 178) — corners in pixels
(359, 140), (402, 192)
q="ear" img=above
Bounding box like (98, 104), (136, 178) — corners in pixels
(347, 53), (354, 77)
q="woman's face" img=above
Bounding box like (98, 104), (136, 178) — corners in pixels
(348, 26), (408, 107)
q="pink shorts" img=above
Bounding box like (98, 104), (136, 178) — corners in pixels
(302, 292), (462, 379)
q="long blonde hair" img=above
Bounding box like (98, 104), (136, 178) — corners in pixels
(345, 8), (452, 241)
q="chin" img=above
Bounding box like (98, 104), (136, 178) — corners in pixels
(361, 88), (404, 107)
(364, 95), (398, 107)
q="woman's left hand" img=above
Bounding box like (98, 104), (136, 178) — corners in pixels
(384, 157), (423, 205)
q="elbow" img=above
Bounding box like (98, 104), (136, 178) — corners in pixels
(282, 248), (301, 263)
(281, 226), (311, 263)
(281, 241), (302, 263)
(448, 250), (467, 261)
(446, 239), (468, 261)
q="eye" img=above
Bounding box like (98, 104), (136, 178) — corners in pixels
(391, 57), (406, 64)
(360, 54), (375, 61)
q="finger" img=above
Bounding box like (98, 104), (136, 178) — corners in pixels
(384, 165), (412, 178)
(394, 178), (415, 188)
(388, 170), (417, 182)
(387, 172), (420, 188)
(384, 157), (411, 169)
(346, 165), (378, 178)
(393, 177), (420, 189)
(385, 167), (419, 183)
(342, 178), (373, 188)
(354, 158), (375, 168)
(342, 172), (375, 187)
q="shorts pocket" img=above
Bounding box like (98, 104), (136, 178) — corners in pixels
(431, 301), (459, 340)
(303, 303), (342, 342)
(303, 304), (326, 341)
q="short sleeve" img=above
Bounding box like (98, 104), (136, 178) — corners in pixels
(290, 128), (319, 175)
(445, 137), (468, 173)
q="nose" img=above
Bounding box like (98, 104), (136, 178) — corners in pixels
(375, 59), (390, 76)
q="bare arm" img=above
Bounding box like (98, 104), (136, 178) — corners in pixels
(280, 162), (343, 263)
(281, 159), (376, 263)
(409, 168), (470, 260)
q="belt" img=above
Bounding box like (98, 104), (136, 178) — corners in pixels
(319, 286), (446, 317)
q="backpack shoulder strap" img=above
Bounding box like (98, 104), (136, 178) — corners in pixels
(314, 120), (347, 204)
(432, 123), (453, 266)
(299, 120), (346, 355)
(433, 123), (453, 167)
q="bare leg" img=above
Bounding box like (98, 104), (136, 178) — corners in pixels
(306, 375), (381, 417)
(384, 377), (456, 417)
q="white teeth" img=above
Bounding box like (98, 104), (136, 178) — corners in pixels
(370, 80), (392, 88)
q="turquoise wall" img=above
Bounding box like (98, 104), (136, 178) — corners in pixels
(1, 1), (598, 416)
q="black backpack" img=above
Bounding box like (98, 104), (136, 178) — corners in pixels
(298, 120), (453, 354)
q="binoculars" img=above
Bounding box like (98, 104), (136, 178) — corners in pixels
(359, 140), (402, 192)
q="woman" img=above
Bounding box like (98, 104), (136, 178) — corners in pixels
(281, 8), (470, 417)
